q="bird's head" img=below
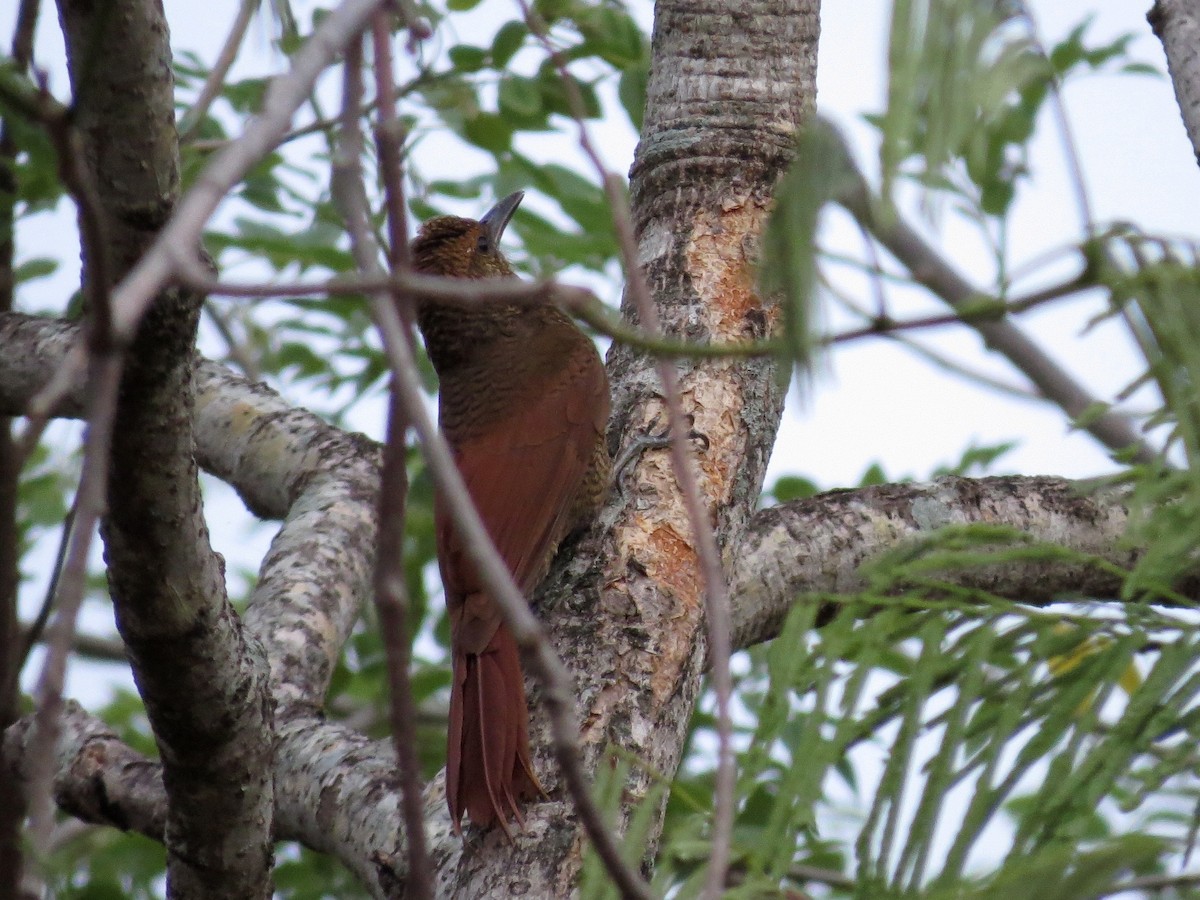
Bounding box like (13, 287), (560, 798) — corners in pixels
(411, 191), (523, 279)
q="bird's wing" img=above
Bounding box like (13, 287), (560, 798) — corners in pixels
(436, 348), (608, 655)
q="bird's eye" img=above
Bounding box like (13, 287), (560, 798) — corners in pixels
(476, 233), (491, 254)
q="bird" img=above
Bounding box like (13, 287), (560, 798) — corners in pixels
(411, 191), (611, 835)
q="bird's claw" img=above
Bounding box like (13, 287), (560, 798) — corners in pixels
(613, 413), (710, 496)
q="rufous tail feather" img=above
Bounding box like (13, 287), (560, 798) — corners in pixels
(447, 621), (543, 836)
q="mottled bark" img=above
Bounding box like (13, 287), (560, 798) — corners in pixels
(0, 311), (1174, 894)
(55, 0), (275, 896)
(1149, 0), (1200, 166)
(730, 476), (1156, 651)
(445, 1), (823, 894)
(3, 461), (1163, 897)
(0, 95), (26, 900)
(6, 0), (1189, 896)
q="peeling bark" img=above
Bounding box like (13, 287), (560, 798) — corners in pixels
(446, 1), (824, 893)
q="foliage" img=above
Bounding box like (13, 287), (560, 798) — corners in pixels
(5, 0), (1200, 897)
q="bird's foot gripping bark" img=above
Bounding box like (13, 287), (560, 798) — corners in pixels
(613, 413), (709, 496)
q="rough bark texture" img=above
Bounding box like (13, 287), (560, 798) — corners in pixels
(1150, 0), (1200, 166)
(55, 0), (275, 896)
(0, 311), (1186, 893)
(5, 0), (1190, 896)
(445, 1), (822, 894)
(0, 124), (25, 900)
(730, 476), (1150, 651)
(3, 462), (1166, 896)
(12, 0), (823, 891)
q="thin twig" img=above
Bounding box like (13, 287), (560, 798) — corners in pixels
(828, 274), (1091, 345)
(823, 119), (1159, 465)
(187, 66), (444, 154)
(370, 17), (414, 277)
(15, 501), (76, 671)
(1092, 869), (1200, 899)
(821, 279), (1038, 401)
(1012, 5), (1095, 237)
(18, 623), (127, 664)
(885, 335), (1039, 402)
(333, 21), (432, 897)
(177, 0), (259, 144)
(0, 2), (40, 892)
(11, 78), (113, 459)
(336, 16), (643, 892)
(25, 352), (121, 864)
(197, 270), (782, 358)
(389, 0), (432, 51)
(8, 0), (39, 69)
(516, 2), (737, 894)
(202, 302), (261, 381)
(202, 257), (1090, 364)
(18, 47), (120, 872)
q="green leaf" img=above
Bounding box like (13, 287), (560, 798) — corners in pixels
(858, 462), (887, 486)
(420, 76), (480, 130)
(223, 76), (269, 114)
(446, 0), (482, 10)
(491, 21), (527, 69)
(768, 474), (818, 502)
(933, 441), (1016, 477)
(462, 112), (513, 154)
(447, 45), (488, 73)
(498, 74), (544, 119)
(1121, 62), (1160, 76)
(13, 256), (58, 284)
(508, 155), (612, 236)
(538, 65), (602, 119)
(576, 5), (645, 69)
(507, 204), (615, 273)
(534, 0), (575, 23)
(617, 64), (648, 131)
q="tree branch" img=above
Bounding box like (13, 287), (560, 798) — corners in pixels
(727, 475), (1164, 652)
(4, 469), (1157, 896)
(821, 119), (1158, 465)
(1149, 0), (1200, 169)
(333, 30), (432, 896)
(52, 0), (276, 893)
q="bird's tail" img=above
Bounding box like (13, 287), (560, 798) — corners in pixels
(447, 621), (543, 836)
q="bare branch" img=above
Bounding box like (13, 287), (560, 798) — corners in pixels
(332, 28), (433, 897)
(23, 0), (390, 431)
(177, 0), (260, 144)
(1096, 869), (1200, 899)
(4, 467), (1157, 897)
(45, 0), (280, 890)
(0, 2), (39, 889)
(727, 476), (1153, 653)
(1149, 0), (1200, 168)
(823, 119), (1158, 465)
(196, 270), (782, 360)
(20, 76), (121, 870)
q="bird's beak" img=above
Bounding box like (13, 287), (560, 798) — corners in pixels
(479, 191), (524, 247)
